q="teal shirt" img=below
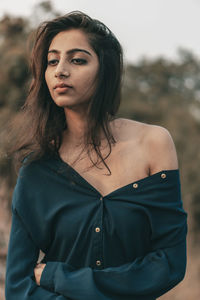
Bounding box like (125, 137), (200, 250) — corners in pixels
(5, 155), (187, 299)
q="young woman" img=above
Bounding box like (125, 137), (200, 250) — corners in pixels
(5, 11), (187, 300)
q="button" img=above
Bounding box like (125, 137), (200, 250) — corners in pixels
(96, 260), (101, 266)
(95, 227), (101, 232)
(133, 183), (138, 188)
(100, 196), (103, 201)
(161, 173), (166, 179)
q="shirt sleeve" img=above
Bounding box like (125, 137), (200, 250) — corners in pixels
(40, 174), (187, 300)
(5, 206), (69, 300)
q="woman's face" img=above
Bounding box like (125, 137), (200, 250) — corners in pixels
(45, 29), (99, 110)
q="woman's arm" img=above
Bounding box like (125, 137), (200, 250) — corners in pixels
(5, 207), (69, 300)
(40, 241), (186, 300)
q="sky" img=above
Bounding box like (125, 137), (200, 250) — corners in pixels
(0, 0), (200, 63)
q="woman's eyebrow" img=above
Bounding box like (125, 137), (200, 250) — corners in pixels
(48, 48), (92, 56)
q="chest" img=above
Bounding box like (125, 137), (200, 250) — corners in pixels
(60, 141), (150, 197)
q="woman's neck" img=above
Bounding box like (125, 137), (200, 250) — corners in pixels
(63, 108), (88, 145)
(60, 108), (116, 161)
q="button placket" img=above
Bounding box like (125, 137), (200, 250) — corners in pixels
(93, 196), (104, 268)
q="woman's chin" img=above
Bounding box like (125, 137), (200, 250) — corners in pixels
(53, 98), (75, 108)
(53, 98), (90, 110)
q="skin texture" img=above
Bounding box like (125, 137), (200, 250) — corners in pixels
(45, 29), (99, 111)
(34, 29), (179, 285)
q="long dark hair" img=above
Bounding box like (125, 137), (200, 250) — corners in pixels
(9, 11), (123, 174)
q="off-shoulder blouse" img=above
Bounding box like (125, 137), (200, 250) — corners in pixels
(5, 155), (187, 300)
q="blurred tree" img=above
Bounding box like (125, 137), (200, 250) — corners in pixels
(30, 0), (60, 26)
(0, 15), (30, 110)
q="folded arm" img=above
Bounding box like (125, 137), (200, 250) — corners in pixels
(5, 207), (69, 300)
(40, 238), (186, 300)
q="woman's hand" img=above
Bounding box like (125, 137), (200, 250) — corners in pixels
(34, 263), (46, 285)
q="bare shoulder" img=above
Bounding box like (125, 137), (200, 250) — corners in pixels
(112, 118), (179, 174)
(143, 123), (179, 174)
(112, 118), (148, 141)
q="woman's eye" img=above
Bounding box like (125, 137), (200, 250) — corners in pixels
(47, 59), (58, 66)
(71, 58), (87, 65)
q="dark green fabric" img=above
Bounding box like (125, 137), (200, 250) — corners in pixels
(5, 155), (187, 299)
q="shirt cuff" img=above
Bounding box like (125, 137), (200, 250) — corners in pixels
(40, 261), (58, 291)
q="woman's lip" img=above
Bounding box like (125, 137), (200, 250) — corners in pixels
(55, 86), (71, 93)
(54, 83), (72, 89)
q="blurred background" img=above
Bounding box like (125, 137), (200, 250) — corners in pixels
(0, 0), (200, 299)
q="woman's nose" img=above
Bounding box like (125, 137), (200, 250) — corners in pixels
(55, 62), (70, 78)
